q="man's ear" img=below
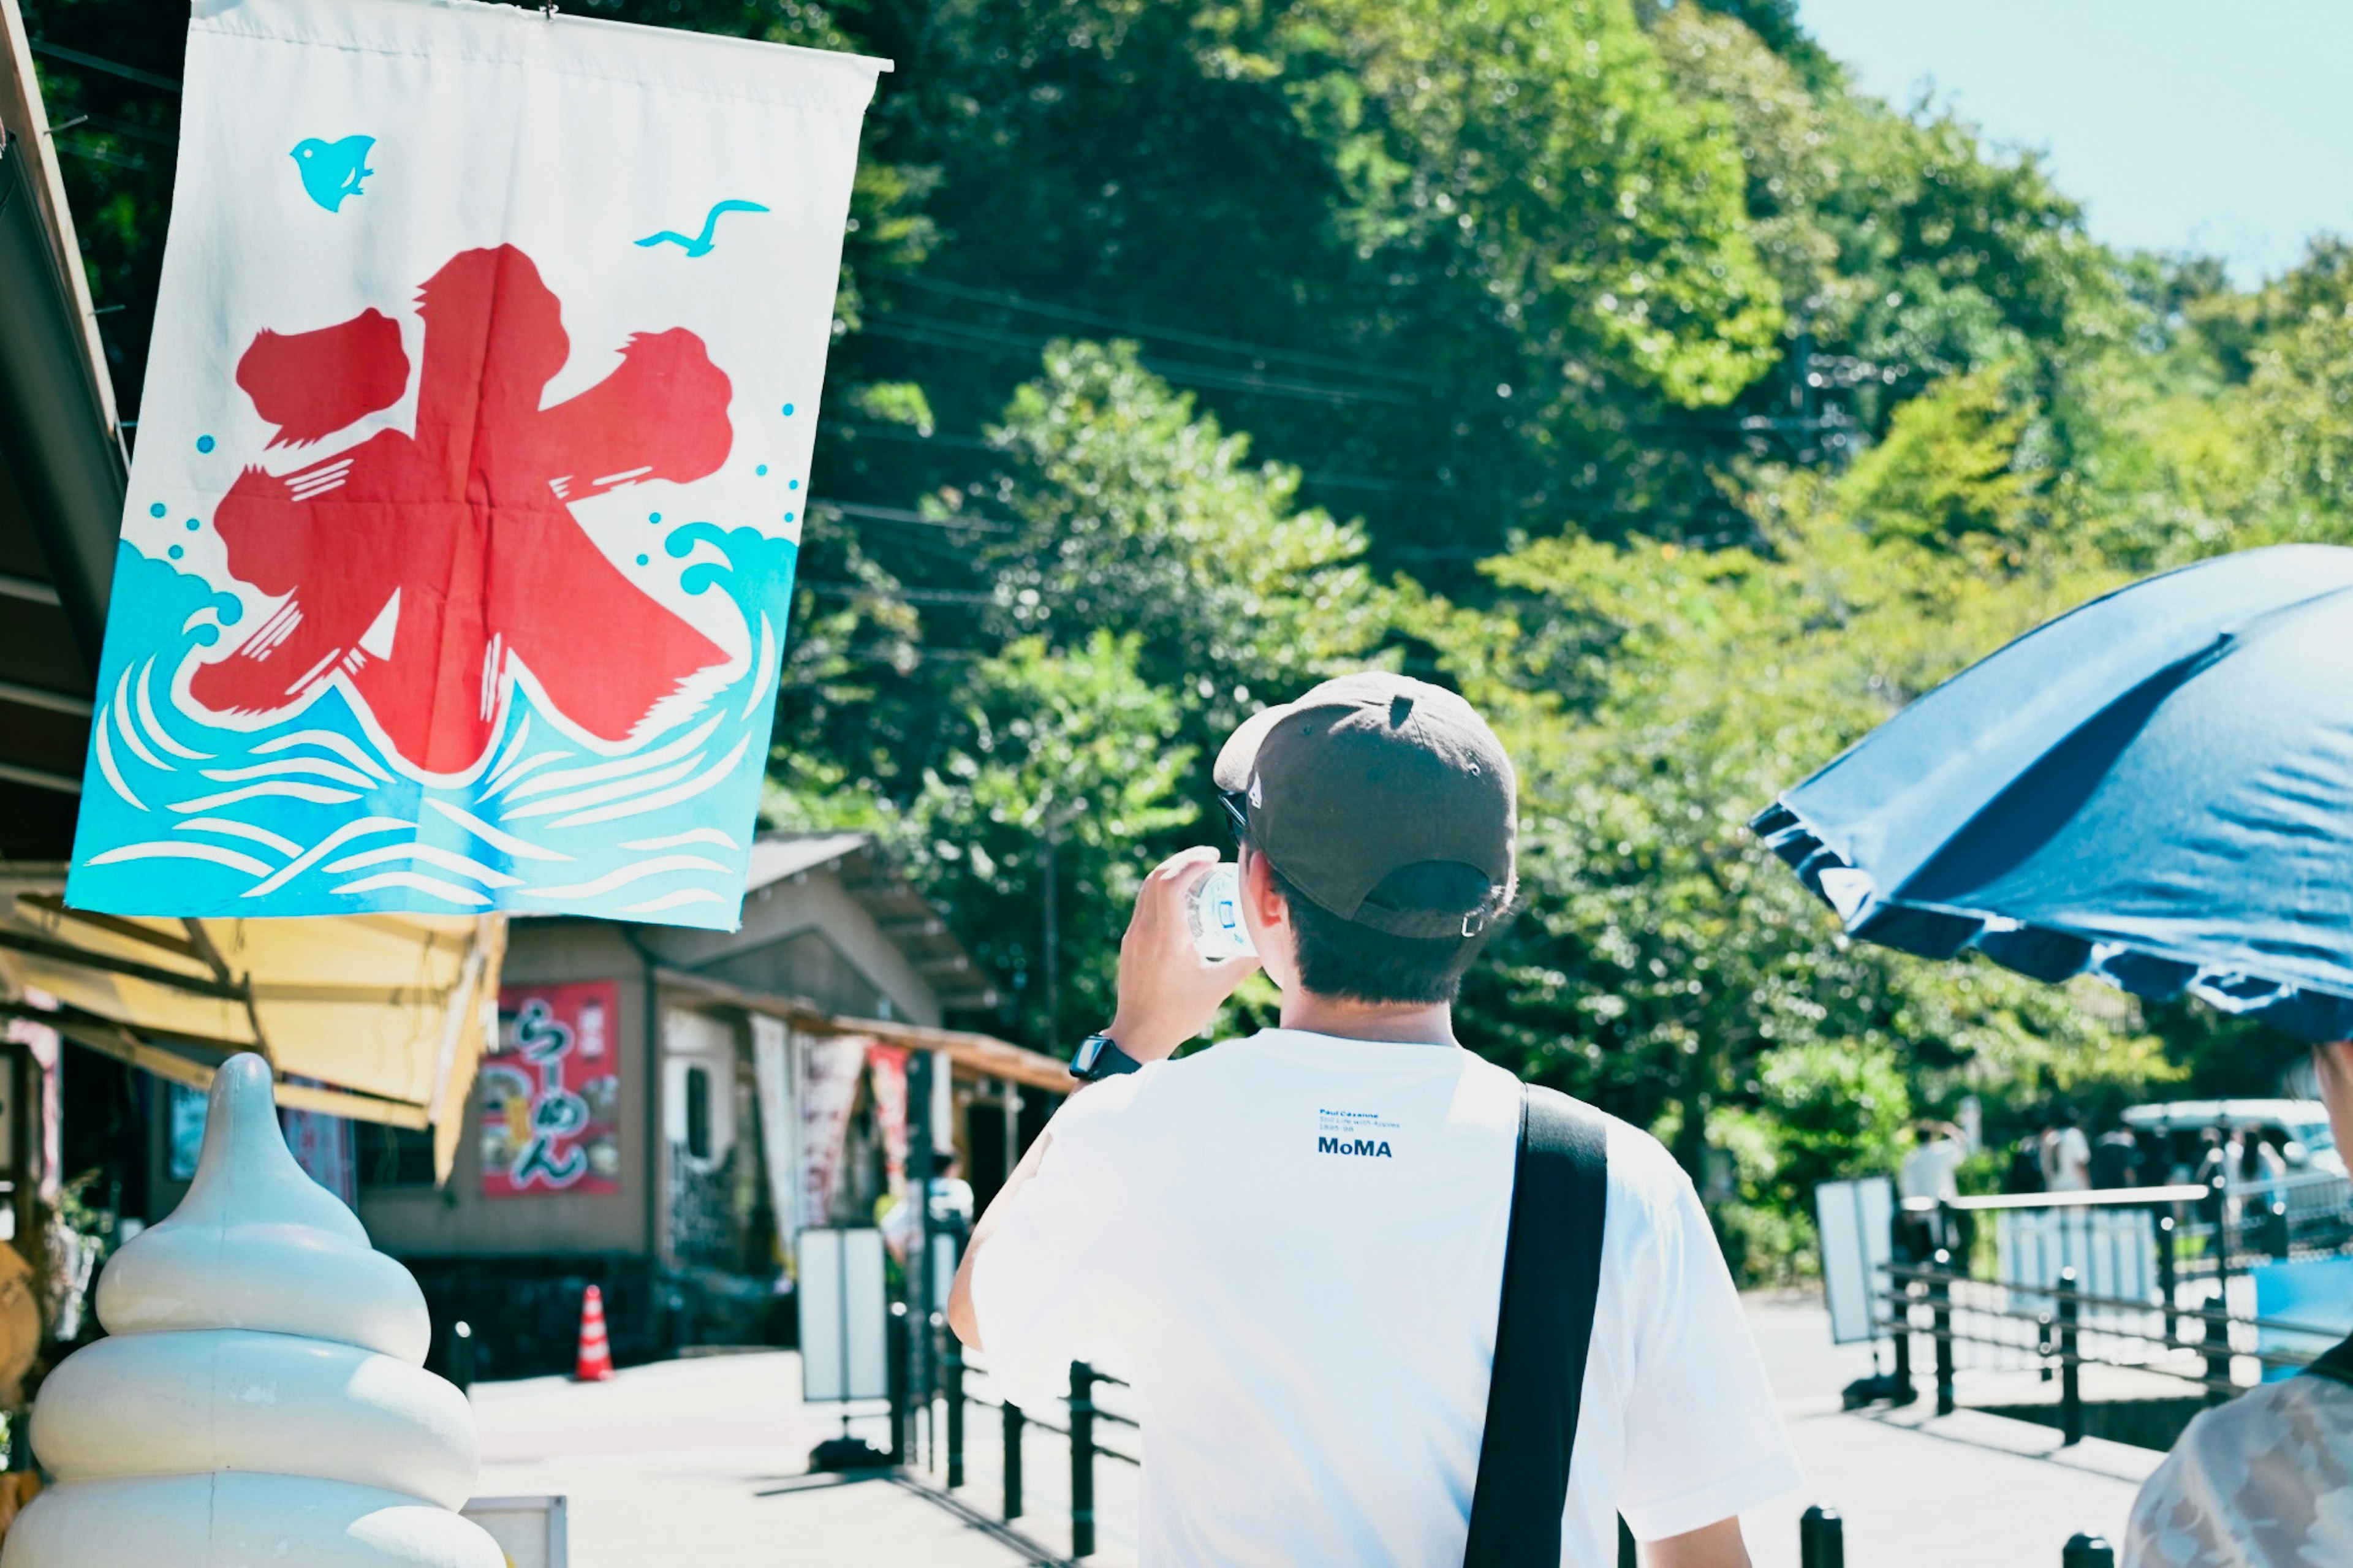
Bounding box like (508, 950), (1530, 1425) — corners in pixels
(1240, 845), (1287, 931)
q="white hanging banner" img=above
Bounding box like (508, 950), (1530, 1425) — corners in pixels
(68, 0), (886, 931)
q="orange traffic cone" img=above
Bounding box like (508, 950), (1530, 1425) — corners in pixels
(572, 1284), (615, 1382)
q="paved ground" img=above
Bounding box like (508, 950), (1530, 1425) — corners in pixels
(1737, 1294), (2162, 1568)
(472, 1351), (1054, 1566)
(471, 1298), (2170, 1566)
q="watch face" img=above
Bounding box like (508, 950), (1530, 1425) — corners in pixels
(1073, 1036), (1108, 1074)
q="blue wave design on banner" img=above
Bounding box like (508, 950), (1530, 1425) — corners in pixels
(66, 532), (795, 931)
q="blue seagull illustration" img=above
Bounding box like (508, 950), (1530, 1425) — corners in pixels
(292, 135), (375, 213)
(635, 199), (770, 258)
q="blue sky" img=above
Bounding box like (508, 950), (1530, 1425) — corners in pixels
(1796, 1), (2353, 285)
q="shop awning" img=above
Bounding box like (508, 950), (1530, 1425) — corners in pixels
(0, 881), (502, 1174)
(653, 964), (1075, 1093)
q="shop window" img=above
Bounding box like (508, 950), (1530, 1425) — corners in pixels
(355, 1121), (437, 1189)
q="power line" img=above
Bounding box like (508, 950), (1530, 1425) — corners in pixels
(819, 499), (1020, 534)
(869, 268), (1449, 392)
(31, 40), (181, 92)
(819, 419), (996, 452)
(861, 315), (1424, 407)
(55, 138), (148, 172)
(801, 580), (1000, 605)
(78, 112), (177, 148)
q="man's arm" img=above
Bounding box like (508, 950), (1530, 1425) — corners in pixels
(947, 1125), (1053, 1350)
(948, 845), (1260, 1352)
(1643, 1518), (1751, 1568)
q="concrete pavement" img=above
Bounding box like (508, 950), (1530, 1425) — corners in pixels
(472, 1350), (1059, 1566)
(469, 1300), (2172, 1566)
(1737, 1294), (2163, 1568)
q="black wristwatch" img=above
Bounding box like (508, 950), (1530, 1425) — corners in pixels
(1070, 1032), (1144, 1081)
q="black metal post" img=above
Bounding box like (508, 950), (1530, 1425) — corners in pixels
(2063, 1531), (2116, 1567)
(1069, 1360), (1097, 1558)
(449, 1320), (476, 1395)
(908, 1051), (935, 1466)
(1003, 1400), (1026, 1520)
(2203, 1308), (2232, 1406)
(2058, 1267), (2082, 1446)
(887, 1300), (910, 1464)
(1930, 1248), (1955, 1417)
(942, 1324), (965, 1489)
(1891, 1304), (1914, 1405)
(2213, 1161), (2236, 1286)
(2156, 1213), (2178, 1344)
(1800, 1504), (1845, 1568)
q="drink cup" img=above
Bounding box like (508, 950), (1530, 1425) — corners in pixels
(1186, 862), (1256, 960)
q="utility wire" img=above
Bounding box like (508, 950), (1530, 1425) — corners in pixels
(868, 267), (1449, 391)
(819, 499), (1020, 534)
(55, 139), (147, 172)
(801, 580), (1000, 605)
(820, 419), (997, 452)
(78, 111), (176, 148)
(861, 316), (1423, 407)
(30, 40), (181, 92)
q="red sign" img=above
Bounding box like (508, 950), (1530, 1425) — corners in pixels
(482, 980), (622, 1197)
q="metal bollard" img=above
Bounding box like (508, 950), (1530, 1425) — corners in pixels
(1002, 1400), (1026, 1520)
(1930, 1248), (1955, 1417)
(887, 1301), (911, 1465)
(1069, 1361), (1097, 1558)
(2058, 1268), (2083, 1446)
(942, 1327), (966, 1489)
(2063, 1531), (2116, 1567)
(449, 1320), (476, 1395)
(1800, 1504), (1845, 1568)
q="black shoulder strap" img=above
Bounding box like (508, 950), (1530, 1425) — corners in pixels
(1464, 1083), (1610, 1568)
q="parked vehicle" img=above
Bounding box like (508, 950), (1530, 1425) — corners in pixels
(2122, 1099), (2348, 1258)
(2121, 1099), (2341, 1179)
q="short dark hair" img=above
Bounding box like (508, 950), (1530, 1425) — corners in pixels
(1264, 855), (1500, 1006)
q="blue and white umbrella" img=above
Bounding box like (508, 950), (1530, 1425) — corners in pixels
(1754, 544), (2353, 1039)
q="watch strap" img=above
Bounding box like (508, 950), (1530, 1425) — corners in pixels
(1070, 1032), (1143, 1080)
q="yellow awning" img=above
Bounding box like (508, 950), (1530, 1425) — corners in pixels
(0, 876), (502, 1180)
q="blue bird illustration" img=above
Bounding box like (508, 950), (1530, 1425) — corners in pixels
(292, 135), (375, 213)
(635, 199), (770, 259)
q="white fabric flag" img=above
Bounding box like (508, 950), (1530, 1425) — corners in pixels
(67, 0), (885, 930)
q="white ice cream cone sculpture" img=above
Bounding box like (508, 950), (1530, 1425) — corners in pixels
(0, 1055), (499, 1567)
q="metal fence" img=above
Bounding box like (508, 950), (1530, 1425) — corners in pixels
(887, 1306), (2136, 1566)
(1875, 1180), (2353, 1432)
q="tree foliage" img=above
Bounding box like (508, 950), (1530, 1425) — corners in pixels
(27, 0), (2350, 1278)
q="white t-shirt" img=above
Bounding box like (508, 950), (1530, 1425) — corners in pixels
(970, 1029), (1801, 1566)
(2043, 1126), (2093, 1191)
(1899, 1138), (1965, 1202)
(2124, 1361), (2353, 1567)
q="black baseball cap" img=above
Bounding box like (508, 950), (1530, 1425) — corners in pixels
(1213, 671), (1516, 939)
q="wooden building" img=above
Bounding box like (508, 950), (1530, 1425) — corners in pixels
(360, 831), (1071, 1377)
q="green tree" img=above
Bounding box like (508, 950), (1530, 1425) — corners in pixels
(905, 631), (1197, 1045)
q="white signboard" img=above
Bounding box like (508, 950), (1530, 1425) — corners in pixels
(797, 1226), (887, 1403)
(1815, 1176), (1895, 1345)
(463, 1495), (567, 1568)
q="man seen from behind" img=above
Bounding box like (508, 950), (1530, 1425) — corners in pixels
(949, 672), (1800, 1566)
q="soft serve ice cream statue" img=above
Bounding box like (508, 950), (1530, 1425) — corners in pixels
(1, 1055), (499, 1566)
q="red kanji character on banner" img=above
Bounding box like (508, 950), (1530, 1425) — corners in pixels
(190, 244), (733, 776)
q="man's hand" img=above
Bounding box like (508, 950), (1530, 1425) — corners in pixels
(1105, 846), (1262, 1062)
